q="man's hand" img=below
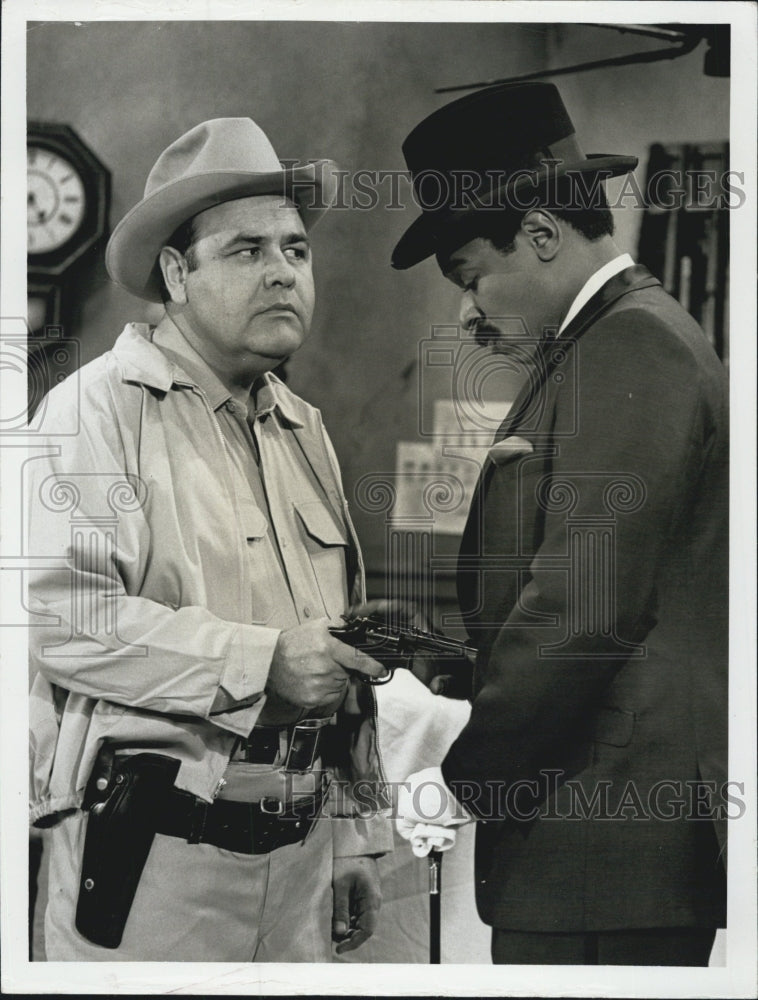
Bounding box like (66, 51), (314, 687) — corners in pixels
(267, 618), (388, 709)
(331, 856), (382, 954)
(425, 658), (474, 699)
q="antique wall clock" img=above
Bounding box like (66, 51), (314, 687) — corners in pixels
(26, 122), (110, 413)
(27, 121), (110, 322)
(27, 145), (89, 256)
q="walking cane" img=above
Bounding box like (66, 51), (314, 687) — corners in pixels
(428, 849), (442, 964)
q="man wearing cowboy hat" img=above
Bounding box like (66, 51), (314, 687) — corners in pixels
(28, 117), (393, 961)
(393, 83), (728, 965)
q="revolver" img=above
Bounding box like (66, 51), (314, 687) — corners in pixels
(329, 613), (475, 696)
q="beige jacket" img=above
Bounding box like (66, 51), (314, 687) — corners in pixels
(28, 324), (390, 856)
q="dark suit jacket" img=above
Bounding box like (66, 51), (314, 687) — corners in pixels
(442, 265), (728, 932)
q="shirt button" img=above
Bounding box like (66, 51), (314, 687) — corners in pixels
(303, 606), (311, 618)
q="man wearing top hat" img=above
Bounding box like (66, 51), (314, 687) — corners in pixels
(393, 83), (728, 965)
(28, 118), (393, 961)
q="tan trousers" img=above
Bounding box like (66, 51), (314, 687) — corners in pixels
(44, 809), (334, 961)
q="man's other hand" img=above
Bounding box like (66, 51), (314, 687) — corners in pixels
(425, 657), (475, 699)
(331, 856), (382, 954)
(345, 597), (420, 623)
(344, 599), (474, 697)
(267, 618), (387, 709)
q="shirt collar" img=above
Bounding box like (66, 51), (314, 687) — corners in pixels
(150, 313), (304, 426)
(254, 374), (305, 428)
(557, 253), (635, 337)
(151, 314), (231, 410)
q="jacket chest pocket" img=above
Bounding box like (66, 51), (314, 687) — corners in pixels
(294, 500), (349, 620)
(239, 498), (278, 625)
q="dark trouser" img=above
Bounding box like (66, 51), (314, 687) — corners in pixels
(491, 927), (717, 966)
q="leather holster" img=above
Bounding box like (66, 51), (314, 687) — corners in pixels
(75, 748), (180, 949)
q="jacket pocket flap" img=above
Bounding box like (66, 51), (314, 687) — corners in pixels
(237, 496), (269, 540)
(295, 500), (347, 547)
(593, 707), (635, 747)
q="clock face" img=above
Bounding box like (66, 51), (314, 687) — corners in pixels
(27, 146), (87, 254)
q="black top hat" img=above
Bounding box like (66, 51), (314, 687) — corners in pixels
(391, 82), (637, 269)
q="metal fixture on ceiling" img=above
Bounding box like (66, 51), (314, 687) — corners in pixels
(435, 24), (730, 94)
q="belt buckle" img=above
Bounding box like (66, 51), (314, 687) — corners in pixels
(260, 796), (284, 815)
(283, 717), (329, 773)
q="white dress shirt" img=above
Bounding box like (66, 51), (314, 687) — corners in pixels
(557, 253), (635, 336)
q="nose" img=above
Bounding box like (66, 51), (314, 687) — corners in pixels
(264, 249), (296, 288)
(459, 293), (483, 336)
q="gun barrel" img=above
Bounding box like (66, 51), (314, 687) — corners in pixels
(404, 629), (476, 659)
(330, 617), (476, 685)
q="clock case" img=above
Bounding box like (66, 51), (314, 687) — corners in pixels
(28, 121), (110, 279)
(27, 122), (110, 418)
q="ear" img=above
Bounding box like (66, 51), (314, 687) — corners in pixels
(159, 246), (190, 305)
(520, 210), (561, 262)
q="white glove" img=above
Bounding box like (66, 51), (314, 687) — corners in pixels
(406, 823), (458, 858)
(395, 766), (472, 857)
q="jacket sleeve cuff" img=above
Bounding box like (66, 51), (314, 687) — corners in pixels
(207, 624), (280, 736)
(441, 757), (485, 820)
(331, 813), (395, 858)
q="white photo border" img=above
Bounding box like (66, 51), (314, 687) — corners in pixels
(2, 1), (755, 996)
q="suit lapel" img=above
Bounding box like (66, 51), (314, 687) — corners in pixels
(492, 264), (660, 444)
(459, 265), (662, 640)
(458, 265), (661, 638)
(558, 263), (660, 342)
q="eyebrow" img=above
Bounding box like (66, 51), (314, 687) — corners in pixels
(441, 258), (466, 284)
(437, 247), (465, 272)
(222, 232), (310, 250)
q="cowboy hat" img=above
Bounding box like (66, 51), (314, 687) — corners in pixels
(106, 117), (341, 301)
(391, 82), (638, 270)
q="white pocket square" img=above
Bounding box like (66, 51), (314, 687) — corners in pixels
(487, 435), (534, 464)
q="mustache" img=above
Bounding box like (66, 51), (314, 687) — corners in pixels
(471, 321), (502, 347)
